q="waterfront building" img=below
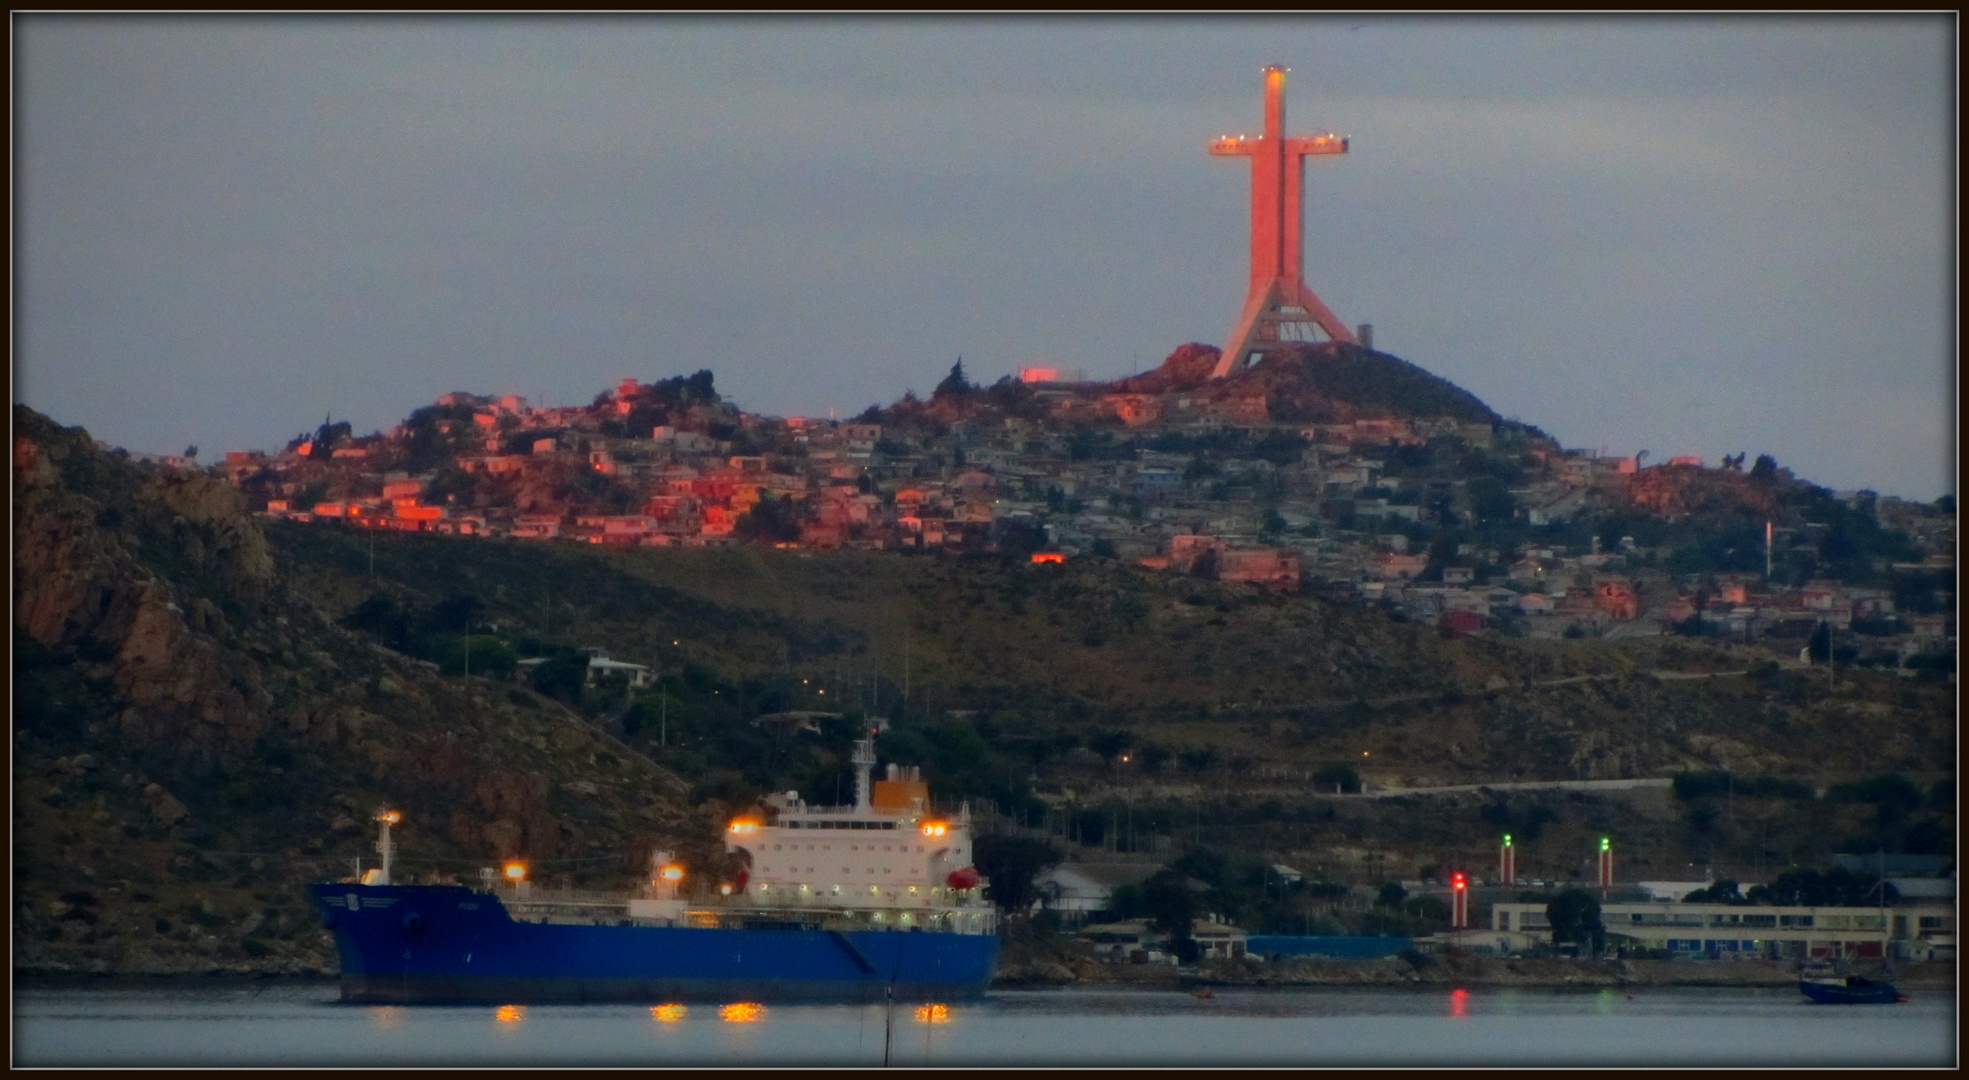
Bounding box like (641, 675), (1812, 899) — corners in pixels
(1490, 899), (1955, 960)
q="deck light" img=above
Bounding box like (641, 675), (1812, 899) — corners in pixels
(377, 810), (402, 824)
(504, 862), (527, 881)
(659, 864), (685, 882)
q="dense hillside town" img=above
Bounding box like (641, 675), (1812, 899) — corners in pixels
(201, 342), (1954, 673)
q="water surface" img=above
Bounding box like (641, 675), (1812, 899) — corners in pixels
(13, 982), (1956, 1067)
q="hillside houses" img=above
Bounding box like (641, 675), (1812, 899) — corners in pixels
(215, 378), (1954, 669)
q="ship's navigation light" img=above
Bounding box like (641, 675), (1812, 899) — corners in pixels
(377, 810), (402, 824)
(503, 862), (527, 881)
(659, 864), (685, 882)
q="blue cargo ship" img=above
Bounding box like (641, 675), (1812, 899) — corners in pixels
(311, 735), (1001, 1003)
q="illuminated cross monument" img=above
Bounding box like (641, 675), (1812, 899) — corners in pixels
(1209, 64), (1356, 379)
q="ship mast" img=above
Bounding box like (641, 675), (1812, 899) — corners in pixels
(851, 732), (876, 815)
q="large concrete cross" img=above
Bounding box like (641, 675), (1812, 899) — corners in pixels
(1209, 65), (1357, 379)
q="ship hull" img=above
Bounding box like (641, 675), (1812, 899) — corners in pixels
(311, 884), (1000, 1004)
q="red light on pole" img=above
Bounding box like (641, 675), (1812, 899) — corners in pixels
(1451, 871), (1468, 929)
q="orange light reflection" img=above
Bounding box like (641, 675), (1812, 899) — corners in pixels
(652, 1003), (687, 1023)
(495, 1004), (525, 1024)
(912, 1003), (952, 1024)
(720, 1002), (765, 1023)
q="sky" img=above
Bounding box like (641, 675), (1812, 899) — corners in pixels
(14, 15), (1956, 500)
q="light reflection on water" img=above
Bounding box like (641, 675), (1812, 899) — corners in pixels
(12, 983), (1956, 1067)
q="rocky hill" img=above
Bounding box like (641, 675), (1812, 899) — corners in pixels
(13, 398), (1955, 974)
(13, 406), (714, 976)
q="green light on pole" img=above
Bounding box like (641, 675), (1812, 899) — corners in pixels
(1600, 837), (1610, 852)
(1503, 834), (1512, 846)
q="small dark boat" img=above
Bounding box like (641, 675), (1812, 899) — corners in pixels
(1799, 975), (1906, 1005)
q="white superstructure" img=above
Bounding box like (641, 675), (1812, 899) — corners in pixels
(720, 734), (995, 933)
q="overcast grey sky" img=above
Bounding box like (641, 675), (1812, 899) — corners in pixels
(15, 15), (1955, 499)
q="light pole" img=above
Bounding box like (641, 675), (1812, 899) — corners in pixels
(374, 810), (401, 885)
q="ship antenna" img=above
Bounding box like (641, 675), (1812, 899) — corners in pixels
(852, 729), (877, 814)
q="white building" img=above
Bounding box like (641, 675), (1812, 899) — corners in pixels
(1492, 899), (1954, 960)
(1034, 862), (1166, 922)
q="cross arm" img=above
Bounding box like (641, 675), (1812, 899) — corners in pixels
(1284, 134), (1348, 156)
(1209, 133), (1349, 157)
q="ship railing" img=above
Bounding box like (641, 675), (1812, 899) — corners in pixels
(494, 888), (638, 913)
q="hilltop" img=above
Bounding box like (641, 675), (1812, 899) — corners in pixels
(208, 339), (1952, 669)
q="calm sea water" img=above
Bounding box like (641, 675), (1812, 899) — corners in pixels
(13, 981), (1956, 1067)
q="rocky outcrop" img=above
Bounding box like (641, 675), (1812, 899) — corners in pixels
(13, 406), (706, 978)
(14, 408), (275, 756)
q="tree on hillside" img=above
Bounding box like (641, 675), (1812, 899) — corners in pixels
(1681, 879), (1746, 904)
(972, 835), (1061, 912)
(933, 359), (973, 400)
(1143, 868), (1200, 941)
(1747, 867), (1898, 907)
(530, 648), (589, 704)
(1546, 889), (1604, 954)
(734, 493), (805, 543)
